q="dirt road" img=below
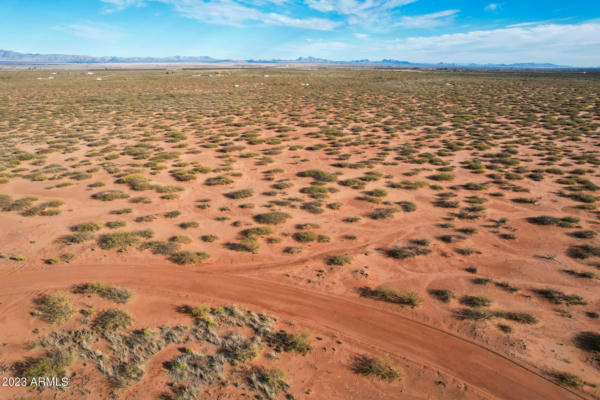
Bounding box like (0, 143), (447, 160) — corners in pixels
(0, 262), (588, 400)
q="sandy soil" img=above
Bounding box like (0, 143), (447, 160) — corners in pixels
(0, 69), (598, 399)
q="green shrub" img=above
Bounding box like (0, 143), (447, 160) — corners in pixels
(388, 180), (427, 190)
(71, 222), (101, 232)
(527, 215), (579, 228)
(116, 174), (152, 191)
(75, 282), (132, 304)
(169, 251), (210, 265)
(241, 226), (273, 238)
(204, 175), (233, 186)
(568, 244), (600, 259)
(338, 178), (366, 189)
(292, 231), (317, 243)
(110, 208), (132, 215)
(228, 238), (261, 253)
(139, 240), (180, 255)
(386, 245), (432, 259)
(550, 371), (583, 387)
(327, 254), (352, 266)
(201, 234), (219, 242)
(224, 189), (254, 199)
(533, 288), (586, 305)
(179, 221), (199, 229)
(562, 269), (595, 279)
(361, 286), (423, 307)
(298, 169), (336, 182)
(574, 331), (600, 352)
(397, 201), (416, 212)
(460, 296), (492, 308)
(428, 289), (454, 303)
(428, 173), (455, 181)
(368, 207), (398, 220)
(170, 235), (192, 244)
(254, 212), (290, 225)
(58, 232), (94, 245)
(105, 220), (126, 229)
(569, 230), (597, 239)
(494, 311), (537, 324)
(300, 185), (330, 199)
(92, 190), (130, 201)
(164, 210), (181, 218)
(98, 232), (143, 249)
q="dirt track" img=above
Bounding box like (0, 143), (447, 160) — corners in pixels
(0, 263), (589, 400)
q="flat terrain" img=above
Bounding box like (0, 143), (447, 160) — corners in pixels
(0, 69), (599, 400)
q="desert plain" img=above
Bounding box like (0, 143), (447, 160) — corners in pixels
(0, 68), (599, 399)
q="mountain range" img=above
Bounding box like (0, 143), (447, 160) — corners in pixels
(0, 49), (581, 69)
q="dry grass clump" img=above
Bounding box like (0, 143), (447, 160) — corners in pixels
(34, 294), (74, 324)
(268, 331), (312, 355)
(455, 309), (537, 324)
(352, 355), (402, 381)
(74, 282), (132, 303)
(20, 350), (75, 382)
(98, 230), (153, 249)
(360, 285), (423, 307)
(92, 309), (133, 334)
(248, 367), (289, 400)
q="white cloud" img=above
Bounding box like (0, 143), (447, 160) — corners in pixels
(354, 32), (368, 38)
(279, 21), (600, 66)
(387, 22), (600, 66)
(101, 0), (145, 12)
(485, 3), (499, 11)
(396, 9), (458, 28)
(305, 0), (416, 15)
(55, 22), (124, 42)
(306, 0), (417, 27)
(101, 0), (340, 30)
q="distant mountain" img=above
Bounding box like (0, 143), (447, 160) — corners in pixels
(0, 50), (228, 64)
(0, 49), (584, 69)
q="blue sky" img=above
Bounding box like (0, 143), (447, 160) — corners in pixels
(1, 0), (599, 66)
